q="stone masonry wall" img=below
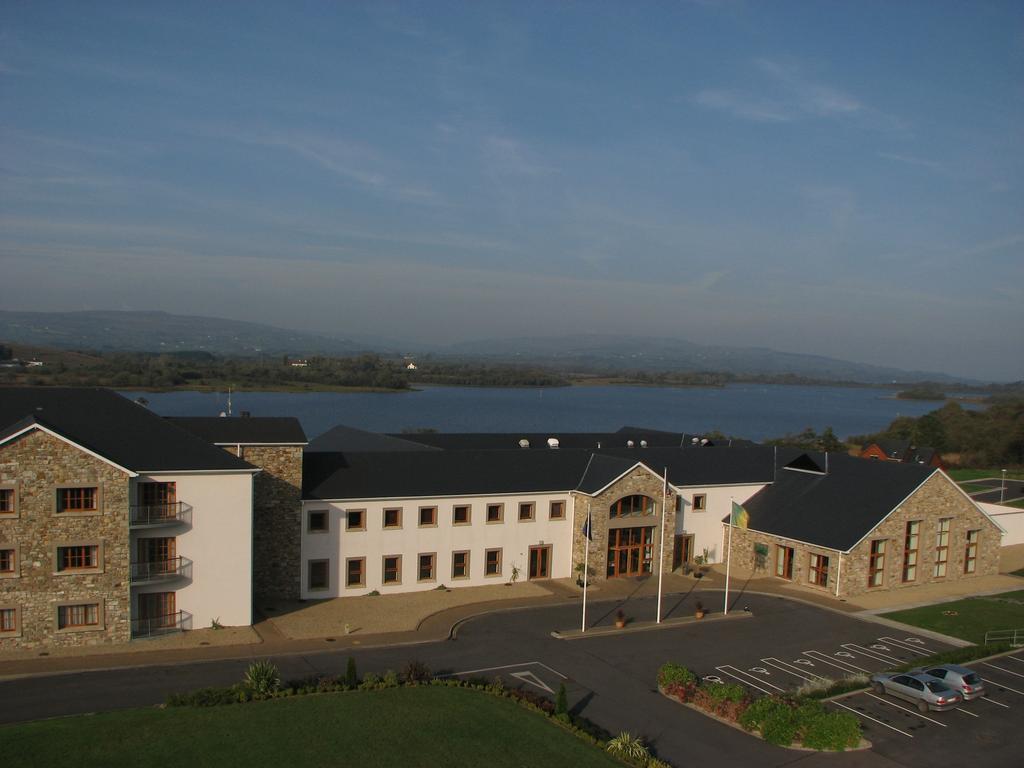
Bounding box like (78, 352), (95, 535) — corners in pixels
(0, 429), (131, 649)
(571, 466), (677, 581)
(224, 445), (302, 602)
(724, 471), (1001, 600)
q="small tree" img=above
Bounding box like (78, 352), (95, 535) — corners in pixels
(346, 656), (358, 687)
(555, 682), (568, 716)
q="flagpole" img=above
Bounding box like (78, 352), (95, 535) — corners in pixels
(724, 497), (733, 616)
(581, 527), (590, 632)
(656, 467), (668, 624)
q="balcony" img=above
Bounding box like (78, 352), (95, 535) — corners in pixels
(131, 610), (192, 639)
(130, 556), (192, 584)
(129, 502), (192, 528)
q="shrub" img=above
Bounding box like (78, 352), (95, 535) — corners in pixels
(401, 660), (432, 684)
(555, 682), (568, 716)
(738, 696), (791, 732)
(796, 674), (870, 699)
(800, 710), (861, 751)
(166, 685), (250, 707)
(359, 673), (381, 690)
(657, 663), (697, 689)
(605, 732), (650, 763)
(761, 708), (798, 747)
(346, 656), (358, 687)
(244, 660), (281, 697)
(382, 670), (400, 688)
(890, 643), (1012, 672)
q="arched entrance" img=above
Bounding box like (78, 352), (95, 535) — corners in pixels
(607, 494), (656, 577)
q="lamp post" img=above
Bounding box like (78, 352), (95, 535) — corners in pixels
(1001, 469), (1007, 504)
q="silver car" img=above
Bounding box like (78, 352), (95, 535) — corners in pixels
(913, 663), (986, 701)
(870, 672), (963, 712)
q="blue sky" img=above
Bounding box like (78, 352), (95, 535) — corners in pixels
(1, 1), (1022, 380)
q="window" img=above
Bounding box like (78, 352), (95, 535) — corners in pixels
(518, 502), (535, 521)
(486, 503), (504, 523)
(485, 548), (502, 577)
(308, 559), (329, 591)
(57, 602), (100, 630)
(418, 553), (436, 582)
(138, 482), (175, 507)
(0, 548), (15, 575)
(692, 494), (706, 512)
(346, 557), (365, 588)
(868, 539), (886, 587)
(57, 486), (98, 514)
(346, 509), (366, 531)
(419, 506), (437, 527)
(453, 505), (471, 525)
(307, 510), (328, 533)
(902, 521), (920, 582)
(934, 518), (951, 578)
(57, 544), (100, 572)
(0, 487), (15, 516)
(383, 507), (402, 529)
(808, 553), (829, 587)
(452, 551), (470, 579)
(609, 495), (655, 518)
(383, 555), (402, 585)
(964, 529), (980, 574)
(549, 501), (566, 520)
(0, 607), (17, 634)
(775, 545), (793, 580)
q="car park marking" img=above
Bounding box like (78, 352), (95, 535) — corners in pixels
(760, 657), (822, 681)
(830, 700), (913, 738)
(864, 693), (947, 726)
(954, 707), (980, 718)
(879, 636), (931, 655)
(841, 643), (903, 665)
(715, 666), (777, 695)
(702, 675), (724, 684)
(441, 661), (569, 680)
(978, 696), (1009, 708)
(981, 678), (1024, 696)
(982, 662), (1024, 681)
(1005, 655), (1024, 666)
(870, 644), (891, 651)
(749, 666), (771, 675)
(793, 659), (815, 667)
(803, 650), (871, 674)
(835, 651), (857, 659)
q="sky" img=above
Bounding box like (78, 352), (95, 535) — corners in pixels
(1, 1), (1022, 381)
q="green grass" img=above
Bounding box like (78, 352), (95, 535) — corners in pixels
(883, 590), (1024, 644)
(0, 687), (623, 768)
(947, 468), (1024, 483)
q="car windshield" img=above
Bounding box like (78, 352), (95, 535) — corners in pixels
(963, 673), (981, 684)
(926, 681), (951, 693)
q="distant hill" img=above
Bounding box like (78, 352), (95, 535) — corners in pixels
(0, 310), (369, 357)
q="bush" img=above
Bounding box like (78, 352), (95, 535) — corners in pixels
(761, 708), (798, 747)
(244, 660), (281, 697)
(890, 643), (1012, 672)
(401, 660), (432, 684)
(605, 732), (650, 763)
(657, 663), (697, 689)
(800, 710), (861, 751)
(166, 685), (250, 707)
(346, 656), (358, 687)
(359, 673), (381, 690)
(738, 696), (791, 733)
(555, 683), (568, 716)
(796, 675), (869, 699)
(382, 670), (400, 688)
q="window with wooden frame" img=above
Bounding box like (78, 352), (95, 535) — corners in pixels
(57, 602), (101, 630)
(609, 495), (655, 518)
(345, 557), (365, 588)
(56, 544), (100, 572)
(486, 503), (504, 523)
(383, 507), (403, 529)
(549, 501), (566, 520)
(418, 553), (436, 582)
(964, 529), (980, 574)
(775, 545), (793, 580)
(0, 487), (15, 516)
(57, 486), (99, 514)
(808, 553), (829, 587)
(418, 506), (437, 527)
(868, 539), (886, 587)
(518, 502), (535, 521)
(308, 559), (330, 591)
(452, 551), (470, 579)
(346, 509), (366, 531)
(933, 518), (951, 578)
(382, 555), (402, 585)
(138, 481), (176, 508)
(692, 494), (707, 512)
(0, 607), (17, 634)
(453, 505), (471, 525)
(902, 520), (920, 582)
(485, 548), (502, 577)
(307, 510), (329, 533)
(0, 547), (16, 576)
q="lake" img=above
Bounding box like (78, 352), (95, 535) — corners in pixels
(120, 384), (967, 442)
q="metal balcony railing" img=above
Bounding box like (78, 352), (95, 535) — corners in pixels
(129, 502), (192, 528)
(131, 610), (192, 639)
(130, 556), (192, 584)
(985, 628), (1024, 647)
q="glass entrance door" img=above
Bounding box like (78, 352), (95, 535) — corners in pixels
(607, 527), (655, 577)
(528, 545), (551, 579)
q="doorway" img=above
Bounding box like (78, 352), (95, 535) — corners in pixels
(606, 526), (655, 577)
(138, 591), (176, 628)
(528, 545), (551, 580)
(672, 534), (694, 571)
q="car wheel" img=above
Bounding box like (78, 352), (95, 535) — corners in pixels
(872, 682), (884, 695)
(917, 699), (929, 713)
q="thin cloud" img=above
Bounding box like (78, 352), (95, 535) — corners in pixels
(877, 152), (945, 171)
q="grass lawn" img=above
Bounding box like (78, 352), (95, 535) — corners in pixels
(883, 590), (1024, 645)
(0, 686), (624, 768)
(947, 468), (1024, 483)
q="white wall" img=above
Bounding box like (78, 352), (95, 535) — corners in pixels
(674, 484), (767, 563)
(301, 492), (574, 598)
(132, 472), (253, 628)
(979, 501), (1024, 547)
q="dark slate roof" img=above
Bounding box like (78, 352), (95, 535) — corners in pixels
(0, 387), (255, 472)
(873, 439), (911, 459)
(169, 416), (307, 445)
(387, 429), (693, 451)
(307, 425), (440, 453)
(737, 455), (936, 551)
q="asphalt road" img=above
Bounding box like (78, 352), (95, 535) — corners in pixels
(1, 591), (1019, 767)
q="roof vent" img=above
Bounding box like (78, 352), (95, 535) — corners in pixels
(626, 440), (635, 448)
(547, 438), (559, 449)
(700, 438), (709, 446)
(691, 437), (700, 445)
(640, 440), (648, 448)
(519, 439), (530, 449)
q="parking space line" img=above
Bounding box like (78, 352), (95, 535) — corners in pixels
(830, 700), (913, 738)
(841, 643), (904, 665)
(978, 696), (1010, 708)
(1005, 656), (1024, 666)
(981, 677), (1024, 696)
(878, 636), (931, 656)
(864, 693), (947, 726)
(804, 650), (872, 674)
(715, 666), (778, 695)
(982, 662), (1024, 680)
(955, 707), (980, 718)
(761, 658), (821, 681)
(440, 661), (568, 680)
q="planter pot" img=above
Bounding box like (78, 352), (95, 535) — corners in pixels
(695, 611), (705, 620)
(615, 620), (626, 629)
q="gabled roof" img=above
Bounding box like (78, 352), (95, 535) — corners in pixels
(170, 416), (307, 445)
(387, 429), (693, 451)
(307, 425), (440, 453)
(0, 387), (255, 472)
(737, 455), (935, 551)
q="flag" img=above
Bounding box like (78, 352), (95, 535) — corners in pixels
(730, 501), (749, 529)
(582, 510), (593, 541)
